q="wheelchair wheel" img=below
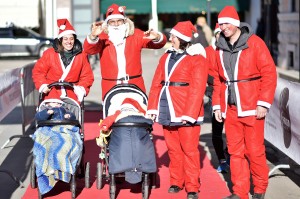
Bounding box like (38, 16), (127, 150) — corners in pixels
(30, 160), (36, 189)
(96, 162), (103, 189)
(85, 162), (90, 188)
(70, 175), (76, 199)
(142, 173), (149, 199)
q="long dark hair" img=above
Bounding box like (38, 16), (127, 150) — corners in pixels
(54, 34), (77, 53)
(178, 37), (190, 50)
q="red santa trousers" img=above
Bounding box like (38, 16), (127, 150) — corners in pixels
(163, 125), (201, 192)
(225, 105), (269, 199)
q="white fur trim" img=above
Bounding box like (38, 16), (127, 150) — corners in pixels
(181, 115), (196, 123)
(218, 17), (240, 27)
(170, 29), (191, 42)
(105, 14), (125, 23)
(186, 43), (206, 57)
(257, 101), (271, 109)
(212, 105), (221, 111)
(58, 30), (76, 38)
(152, 32), (164, 43)
(86, 35), (99, 44)
(74, 85), (86, 102)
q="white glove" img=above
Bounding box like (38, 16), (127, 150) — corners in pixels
(73, 85), (86, 102)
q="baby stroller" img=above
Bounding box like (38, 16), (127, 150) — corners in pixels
(96, 84), (157, 199)
(30, 82), (90, 199)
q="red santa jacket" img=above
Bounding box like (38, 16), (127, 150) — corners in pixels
(212, 34), (277, 117)
(147, 50), (208, 123)
(32, 48), (94, 103)
(83, 21), (167, 100)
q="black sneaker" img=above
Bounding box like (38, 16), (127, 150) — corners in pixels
(252, 193), (265, 199)
(187, 192), (198, 199)
(223, 194), (241, 199)
(168, 185), (182, 193)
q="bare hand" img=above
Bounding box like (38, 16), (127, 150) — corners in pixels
(182, 120), (187, 125)
(214, 109), (223, 122)
(91, 21), (104, 38)
(64, 114), (71, 119)
(256, 106), (268, 119)
(42, 86), (50, 94)
(47, 110), (54, 115)
(143, 29), (160, 41)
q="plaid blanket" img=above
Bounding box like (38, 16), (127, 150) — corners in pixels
(32, 125), (82, 195)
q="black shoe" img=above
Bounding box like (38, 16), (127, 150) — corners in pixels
(223, 194), (241, 199)
(168, 185), (182, 193)
(187, 192), (198, 199)
(252, 193), (265, 199)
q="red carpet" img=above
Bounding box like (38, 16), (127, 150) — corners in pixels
(22, 111), (230, 199)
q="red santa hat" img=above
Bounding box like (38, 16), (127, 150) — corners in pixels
(218, 6), (240, 27)
(170, 21), (198, 42)
(214, 23), (221, 35)
(57, 18), (76, 39)
(119, 98), (147, 115)
(105, 3), (126, 22)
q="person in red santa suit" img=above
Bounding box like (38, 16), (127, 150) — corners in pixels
(83, 3), (167, 100)
(212, 6), (277, 199)
(205, 23), (229, 173)
(147, 21), (208, 199)
(32, 18), (94, 104)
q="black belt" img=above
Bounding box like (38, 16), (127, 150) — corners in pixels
(160, 81), (189, 86)
(225, 76), (261, 85)
(102, 74), (141, 81)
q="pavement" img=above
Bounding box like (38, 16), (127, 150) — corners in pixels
(0, 48), (300, 198)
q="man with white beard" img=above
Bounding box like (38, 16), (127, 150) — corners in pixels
(83, 3), (167, 100)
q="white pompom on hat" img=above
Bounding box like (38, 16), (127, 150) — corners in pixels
(57, 18), (76, 38)
(105, 3), (126, 23)
(170, 21), (198, 42)
(218, 6), (240, 27)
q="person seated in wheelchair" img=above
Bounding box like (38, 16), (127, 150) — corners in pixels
(32, 98), (83, 195)
(97, 97), (156, 184)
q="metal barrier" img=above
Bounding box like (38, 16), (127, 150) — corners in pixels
(0, 62), (38, 186)
(265, 78), (300, 176)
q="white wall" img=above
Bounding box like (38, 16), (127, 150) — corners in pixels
(0, 0), (39, 27)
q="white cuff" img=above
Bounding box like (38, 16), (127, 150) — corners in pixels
(153, 32), (164, 43)
(86, 35), (99, 44)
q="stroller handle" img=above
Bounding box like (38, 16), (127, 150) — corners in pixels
(48, 81), (74, 89)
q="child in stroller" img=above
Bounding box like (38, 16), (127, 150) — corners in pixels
(31, 82), (88, 198)
(96, 84), (156, 199)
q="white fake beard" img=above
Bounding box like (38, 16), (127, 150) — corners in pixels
(108, 24), (126, 46)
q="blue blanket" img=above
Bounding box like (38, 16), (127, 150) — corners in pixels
(32, 125), (82, 195)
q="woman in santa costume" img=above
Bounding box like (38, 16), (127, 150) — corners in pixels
(32, 18), (94, 104)
(147, 21), (208, 199)
(212, 6), (277, 199)
(83, 3), (167, 100)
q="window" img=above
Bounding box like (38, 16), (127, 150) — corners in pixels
(13, 28), (30, 38)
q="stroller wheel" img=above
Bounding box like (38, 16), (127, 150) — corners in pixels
(150, 172), (157, 189)
(85, 162), (90, 188)
(109, 174), (116, 199)
(30, 160), (36, 189)
(70, 175), (76, 199)
(142, 173), (150, 199)
(96, 162), (103, 189)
